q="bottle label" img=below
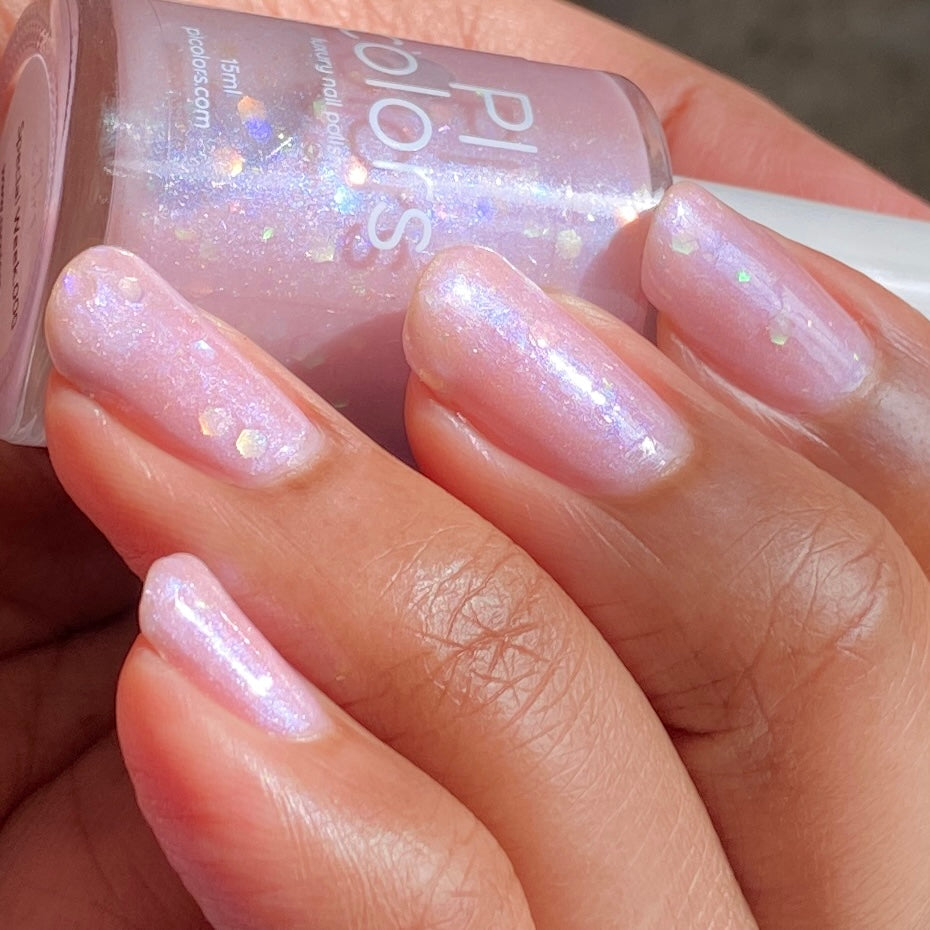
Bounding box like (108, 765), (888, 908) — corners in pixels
(0, 55), (51, 357)
(163, 19), (545, 263)
(108, 9), (651, 328)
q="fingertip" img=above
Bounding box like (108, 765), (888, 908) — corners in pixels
(404, 245), (508, 394)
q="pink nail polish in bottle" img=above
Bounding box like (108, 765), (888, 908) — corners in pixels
(0, 0), (671, 455)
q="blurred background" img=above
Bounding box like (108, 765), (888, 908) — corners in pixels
(579, 0), (930, 201)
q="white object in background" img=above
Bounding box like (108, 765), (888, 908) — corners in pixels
(686, 178), (930, 318)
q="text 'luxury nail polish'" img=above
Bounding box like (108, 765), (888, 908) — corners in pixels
(0, 0), (672, 453)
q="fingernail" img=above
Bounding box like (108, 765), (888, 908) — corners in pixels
(642, 182), (874, 415)
(141, 553), (328, 738)
(46, 247), (322, 484)
(404, 246), (692, 497)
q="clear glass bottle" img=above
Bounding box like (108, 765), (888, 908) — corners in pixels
(0, 0), (671, 454)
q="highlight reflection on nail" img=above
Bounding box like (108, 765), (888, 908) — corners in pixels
(141, 554), (328, 739)
(405, 246), (692, 496)
(46, 246), (322, 484)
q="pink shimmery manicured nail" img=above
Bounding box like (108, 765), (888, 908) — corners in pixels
(141, 554), (329, 739)
(46, 247), (322, 483)
(404, 246), (692, 497)
(642, 182), (875, 415)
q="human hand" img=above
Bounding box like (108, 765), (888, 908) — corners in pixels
(1, 1), (928, 929)
(28, 170), (930, 930)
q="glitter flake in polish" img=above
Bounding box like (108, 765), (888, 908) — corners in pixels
(404, 246), (693, 497)
(642, 182), (875, 415)
(141, 553), (329, 738)
(46, 247), (323, 483)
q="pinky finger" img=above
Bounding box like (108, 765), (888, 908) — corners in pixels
(117, 553), (533, 930)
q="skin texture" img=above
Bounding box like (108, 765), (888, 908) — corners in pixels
(0, 0), (928, 928)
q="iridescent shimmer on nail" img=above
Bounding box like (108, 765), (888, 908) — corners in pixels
(405, 246), (692, 497)
(643, 182), (875, 415)
(141, 554), (327, 738)
(46, 247), (322, 484)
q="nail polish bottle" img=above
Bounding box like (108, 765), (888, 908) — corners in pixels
(1, 0), (928, 456)
(0, 0), (671, 454)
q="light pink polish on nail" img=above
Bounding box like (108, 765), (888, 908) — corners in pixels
(141, 553), (328, 738)
(642, 182), (875, 415)
(46, 246), (322, 483)
(0, 0), (672, 453)
(405, 246), (692, 497)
